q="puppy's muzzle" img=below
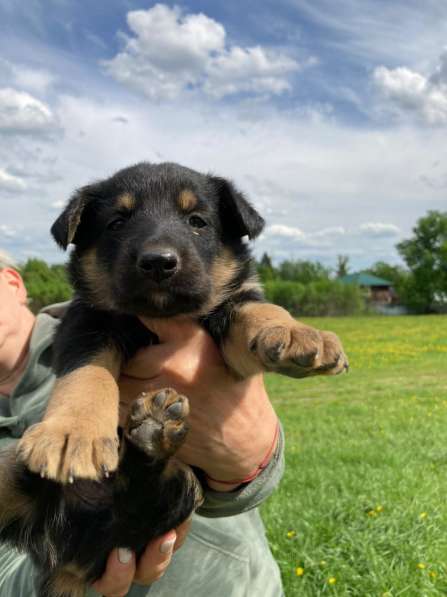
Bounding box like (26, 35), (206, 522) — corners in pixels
(137, 249), (180, 282)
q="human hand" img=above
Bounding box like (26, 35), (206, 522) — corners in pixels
(119, 317), (279, 491)
(92, 518), (191, 596)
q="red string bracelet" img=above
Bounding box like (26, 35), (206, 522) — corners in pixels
(204, 420), (280, 487)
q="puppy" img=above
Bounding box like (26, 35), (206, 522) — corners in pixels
(0, 162), (348, 596)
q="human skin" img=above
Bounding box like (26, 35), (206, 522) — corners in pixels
(120, 317), (279, 492)
(0, 268), (278, 596)
(0, 268), (35, 396)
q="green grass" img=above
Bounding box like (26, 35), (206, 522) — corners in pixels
(262, 315), (447, 596)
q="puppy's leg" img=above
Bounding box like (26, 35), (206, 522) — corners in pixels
(222, 302), (349, 379)
(118, 388), (203, 525)
(124, 389), (202, 506)
(17, 346), (121, 483)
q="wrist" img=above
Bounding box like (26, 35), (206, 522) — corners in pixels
(204, 419), (280, 492)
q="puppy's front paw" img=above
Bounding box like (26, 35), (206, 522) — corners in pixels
(125, 388), (189, 459)
(250, 324), (348, 378)
(17, 420), (119, 483)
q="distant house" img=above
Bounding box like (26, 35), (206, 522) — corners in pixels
(339, 272), (395, 305)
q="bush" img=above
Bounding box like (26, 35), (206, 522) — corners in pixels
(264, 279), (365, 316)
(20, 259), (73, 313)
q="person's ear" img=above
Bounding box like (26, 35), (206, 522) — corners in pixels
(1, 268), (27, 305)
(210, 176), (265, 240)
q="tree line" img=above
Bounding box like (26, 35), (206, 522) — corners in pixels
(20, 210), (446, 316)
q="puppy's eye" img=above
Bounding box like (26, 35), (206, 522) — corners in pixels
(189, 215), (207, 229)
(107, 218), (126, 231)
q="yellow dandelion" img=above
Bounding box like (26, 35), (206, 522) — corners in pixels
(320, 560), (327, 566)
(417, 563), (426, 570)
(295, 567), (304, 577)
(419, 512), (428, 520)
(287, 530), (297, 538)
(429, 570), (437, 579)
(376, 505), (384, 513)
(328, 577), (337, 585)
(367, 510), (377, 517)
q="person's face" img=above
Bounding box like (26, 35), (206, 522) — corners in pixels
(0, 268), (28, 357)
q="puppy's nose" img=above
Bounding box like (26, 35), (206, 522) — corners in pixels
(137, 251), (179, 281)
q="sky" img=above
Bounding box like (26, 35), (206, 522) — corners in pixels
(0, 0), (446, 269)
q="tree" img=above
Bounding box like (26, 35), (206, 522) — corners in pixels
(20, 258), (73, 313)
(397, 211), (447, 313)
(257, 252), (276, 282)
(260, 252), (273, 269)
(336, 255), (350, 278)
(277, 260), (331, 284)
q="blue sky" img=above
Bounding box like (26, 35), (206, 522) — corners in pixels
(0, 0), (446, 269)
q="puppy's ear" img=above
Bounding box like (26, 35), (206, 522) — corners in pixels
(51, 186), (97, 249)
(211, 176), (265, 240)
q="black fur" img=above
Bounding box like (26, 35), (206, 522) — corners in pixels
(1, 438), (197, 597)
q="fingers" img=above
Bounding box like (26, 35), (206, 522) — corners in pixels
(92, 547), (136, 597)
(91, 530), (180, 595)
(134, 530), (177, 585)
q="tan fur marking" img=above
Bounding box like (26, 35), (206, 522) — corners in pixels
(0, 449), (33, 527)
(239, 275), (263, 295)
(51, 564), (86, 597)
(80, 248), (116, 310)
(178, 190), (198, 212)
(17, 347), (122, 483)
(199, 247), (241, 314)
(222, 302), (348, 379)
(116, 192), (136, 211)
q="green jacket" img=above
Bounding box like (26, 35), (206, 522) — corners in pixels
(0, 312), (285, 597)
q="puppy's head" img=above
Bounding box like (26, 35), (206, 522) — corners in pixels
(51, 162), (264, 317)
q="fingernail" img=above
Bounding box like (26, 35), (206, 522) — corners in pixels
(118, 547), (133, 564)
(160, 533), (176, 554)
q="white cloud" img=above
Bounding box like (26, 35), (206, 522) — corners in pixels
(0, 87), (55, 133)
(12, 66), (55, 94)
(359, 222), (400, 237)
(313, 226), (346, 237)
(104, 3), (299, 100)
(204, 46), (298, 98)
(0, 58), (55, 94)
(0, 224), (17, 238)
(0, 91), (443, 270)
(265, 224), (306, 239)
(373, 49), (447, 124)
(0, 168), (26, 191)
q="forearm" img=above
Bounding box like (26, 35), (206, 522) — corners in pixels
(197, 423), (285, 518)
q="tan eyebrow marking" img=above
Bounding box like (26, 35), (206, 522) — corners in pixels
(116, 193), (136, 211)
(178, 190), (198, 212)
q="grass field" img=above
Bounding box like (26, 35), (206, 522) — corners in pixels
(262, 315), (447, 597)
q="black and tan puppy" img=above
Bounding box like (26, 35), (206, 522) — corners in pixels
(0, 162), (348, 596)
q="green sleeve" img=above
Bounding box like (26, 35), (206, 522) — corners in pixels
(197, 424), (285, 518)
(0, 546), (39, 596)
